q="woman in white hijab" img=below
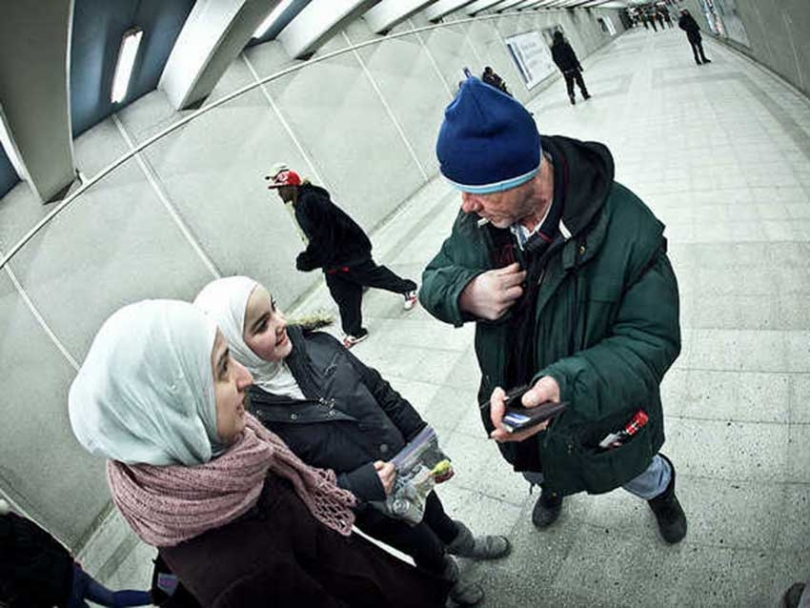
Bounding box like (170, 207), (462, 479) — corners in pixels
(194, 277), (511, 607)
(68, 299), (448, 608)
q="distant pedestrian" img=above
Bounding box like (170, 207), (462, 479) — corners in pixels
(0, 500), (152, 608)
(550, 31), (590, 106)
(266, 163), (418, 348)
(649, 11), (658, 31)
(481, 66), (510, 96)
(661, 7), (673, 28)
(678, 9), (711, 65)
(655, 10), (665, 30)
(641, 13), (649, 29)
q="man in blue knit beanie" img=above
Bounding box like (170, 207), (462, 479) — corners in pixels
(420, 77), (687, 544)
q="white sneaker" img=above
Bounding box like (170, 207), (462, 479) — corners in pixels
(343, 329), (369, 349)
(403, 290), (418, 311)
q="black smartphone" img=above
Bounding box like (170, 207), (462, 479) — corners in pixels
(501, 385), (568, 433)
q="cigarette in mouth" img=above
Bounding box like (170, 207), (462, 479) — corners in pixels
(477, 218), (490, 228)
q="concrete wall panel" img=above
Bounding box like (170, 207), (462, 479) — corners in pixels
(350, 22), (451, 174)
(261, 41), (427, 231)
(0, 271), (107, 548)
(127, 87), (322, 308)
(8, 156), (213, 361)
(679, 0), (810, 99)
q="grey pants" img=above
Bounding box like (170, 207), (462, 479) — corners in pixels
(522, 453), (672, 500)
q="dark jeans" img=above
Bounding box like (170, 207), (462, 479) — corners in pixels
(689, 38), (709, 63)
(324, 259), (416, 336)
(354, 492), (458, 574)
(67, 564), (151, 608)
(563, 69), (589, 100)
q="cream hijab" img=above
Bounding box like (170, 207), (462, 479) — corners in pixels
(68, 300), (223, 466)
(194, 276), (305, 400)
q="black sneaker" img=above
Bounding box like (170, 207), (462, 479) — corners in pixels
(647, 454), (687, 544)
(531, 489), (563, 528)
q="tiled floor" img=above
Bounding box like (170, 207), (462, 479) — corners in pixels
(80, 26), (810, 608)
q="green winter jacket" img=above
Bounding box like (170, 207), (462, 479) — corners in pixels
(420, 135), (681, 496)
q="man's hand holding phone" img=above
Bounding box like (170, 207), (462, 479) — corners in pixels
(489, 376), (564, 443)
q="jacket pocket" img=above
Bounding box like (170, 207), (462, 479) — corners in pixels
(542, 412), (654, 495)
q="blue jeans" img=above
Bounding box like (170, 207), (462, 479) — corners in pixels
(67, 564), (152, 608)
(522, 453), (672, 500)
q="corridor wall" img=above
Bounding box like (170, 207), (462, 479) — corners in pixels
(678, 0), (810, 99)
(0, 8), (624, 549)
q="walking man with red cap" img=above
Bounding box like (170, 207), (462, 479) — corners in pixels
(419, 77), (687, 543)
(267, 164), (418, 348)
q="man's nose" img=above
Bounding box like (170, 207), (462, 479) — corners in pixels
(461, 193), (481, 214)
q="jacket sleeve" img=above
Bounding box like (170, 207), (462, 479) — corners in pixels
(342, 347), (427, 442)
(336, 462), (386, 503)
(551, 47), (564, 71)
(214, 560), (348, 608)
(296, 195), (339, 271)
(539, 247), (681, 421)
(571, 46), (583, 71)
(420, 216), (487, 327)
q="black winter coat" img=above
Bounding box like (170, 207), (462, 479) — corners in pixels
(249, 327), (426, 503)
(293, 184), (373, 272)
(0, 513), (74, 608)
(551, 40), (582, 73)
(679, 13), (702, 41)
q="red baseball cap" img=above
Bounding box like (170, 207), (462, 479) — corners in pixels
(265, 162), (302, 188)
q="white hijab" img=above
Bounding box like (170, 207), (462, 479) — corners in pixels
(68, 300), (223, 466)
(194, 276), (305, 400)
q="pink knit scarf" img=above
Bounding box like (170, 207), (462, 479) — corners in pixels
(107, 414), (356, 547)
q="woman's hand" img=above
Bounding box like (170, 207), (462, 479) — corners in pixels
(374, 461), (397, 496)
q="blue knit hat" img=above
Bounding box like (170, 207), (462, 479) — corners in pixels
(436, 77), (541, 194)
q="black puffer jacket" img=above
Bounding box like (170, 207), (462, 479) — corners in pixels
(0, 512), (74, 608)
(293, 184), (373, 272)
(551, 40), (582, 73)
(249, 327), (426, 503)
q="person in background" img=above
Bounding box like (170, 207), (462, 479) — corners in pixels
(481, 66), (510, 96)
(0, 499), (151, 608)
(266, 164), (418, 349)
(679, 8), (711, 65)
(194, 276), (513, 606)
(550, 31), (590, 106)
(655, 8), (665, 30)
(68, 300), (449, 608)
(660, 6), (673, 28)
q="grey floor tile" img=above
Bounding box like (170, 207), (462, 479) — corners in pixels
(790, 375), (810, 423)
(787, 425), (810, 483)
(665, 418), (788, 483)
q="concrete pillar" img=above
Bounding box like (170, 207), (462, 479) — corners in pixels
(464, 0), (510, 16)
(278, 0), (379, 59)
(159, 0), (280, 110)
(0, 0), (77, 203)
(424, 0), (478, 22)
(364, 0), (438, 34)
